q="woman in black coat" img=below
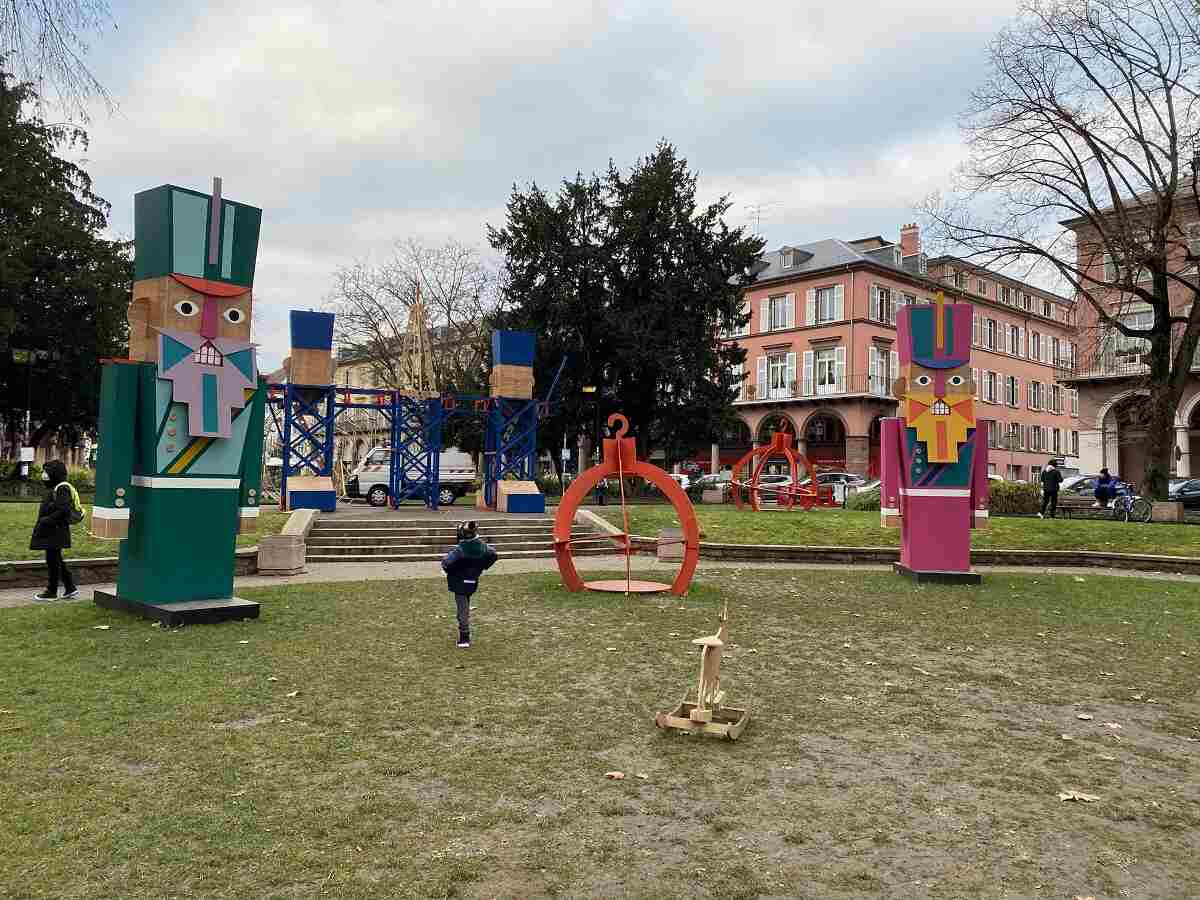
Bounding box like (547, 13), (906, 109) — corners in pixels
(30, 459), (78, 601)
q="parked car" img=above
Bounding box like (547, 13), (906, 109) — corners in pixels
(668, 473), (691, 492)
(1060, 473), (1131, 499)
(346, 446), (477, 507)
(1168, 477), (1200, 508)
(987, 473), (1005, 482)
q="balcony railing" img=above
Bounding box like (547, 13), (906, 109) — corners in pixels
(736, 373), (896, 402)
(1056, 343), (1200, 380)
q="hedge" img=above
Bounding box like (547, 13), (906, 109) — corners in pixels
(846, 481), (1041, 515)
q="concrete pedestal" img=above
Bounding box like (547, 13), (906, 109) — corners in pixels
(1151, 501), (1185, 523)
(258, 534), (306, 576)
(658, 528), (684, 561)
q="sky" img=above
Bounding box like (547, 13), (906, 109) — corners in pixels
(74, 0), (1023, 371)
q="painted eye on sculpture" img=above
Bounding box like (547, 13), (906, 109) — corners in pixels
(223, 308), (244, 324)
(948, 375), (965, 386)
(174, 300), (199, 317)
(915, 375), (932, 387)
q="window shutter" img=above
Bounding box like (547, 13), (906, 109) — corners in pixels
(802, 351), (814, 397)
(889, 350), (899, 392)
(973, 313), (980, 346)
(1013, 377), (1021, 408)
(1019, 326), (1026, 358)
(870, 286), (880, 322)
(868, 346), (878, 384)
(786, 352), (797, 394)
(759, 298), (769, 333)
(834, 284), (845, 320)
(806, 289), (817, 326)
(756, 356), (767, 400)
(972, 368), (980, 400)
(1026, 382), (1033, 409)
(834, 346), (846, 392)
(786, 293), (795, 329)
(1043, 340), (1051, 365)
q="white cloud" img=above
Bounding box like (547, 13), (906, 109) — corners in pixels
(84, 0), (1020, 368)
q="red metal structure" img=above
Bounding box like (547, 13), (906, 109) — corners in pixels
(730, 431), (836, 511)
(554, 413), (700, 596)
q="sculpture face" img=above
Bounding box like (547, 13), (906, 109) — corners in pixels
(893, 293), (976, 464)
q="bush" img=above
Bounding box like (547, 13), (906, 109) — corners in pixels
(989, 480), (1041, 515)
(846, 485), (880, 511)
(535, 475), (564, 497)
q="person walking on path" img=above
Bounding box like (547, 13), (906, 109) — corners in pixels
(440, 521), (498, 649)
(1038, 459), (1063, 518)
(30, 459), (80, 602)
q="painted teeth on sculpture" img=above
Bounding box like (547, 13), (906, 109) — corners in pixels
(932, 400), (951, 415)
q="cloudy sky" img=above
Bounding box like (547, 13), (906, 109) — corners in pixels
(77, 0), (1021, 371)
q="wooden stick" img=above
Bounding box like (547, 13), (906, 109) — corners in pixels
(617, 449), (631, 594)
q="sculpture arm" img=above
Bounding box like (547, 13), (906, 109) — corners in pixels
(92, 361), (140, 540)
(970, 421), (990, 530)
(880, 417), (904, 528)
(237, 377), (268, 534)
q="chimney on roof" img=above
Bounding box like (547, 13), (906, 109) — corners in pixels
(900, 223), (921, 258)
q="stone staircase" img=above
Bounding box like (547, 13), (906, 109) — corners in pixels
(304, 516), (616, 563)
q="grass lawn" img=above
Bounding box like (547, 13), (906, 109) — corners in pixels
(1, 570), (1197, 898)
(599, 505), (1200, 557)
(0, 503), (291, 562)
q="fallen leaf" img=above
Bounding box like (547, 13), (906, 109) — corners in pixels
(747, 648), (757, 654)
(238, 640), (250, 645)
(913, 667), (933, 676)
(1076, 714), (1095, 721)
(267, 676), (278, 682)
(605, 647), (617, 652)
(285, 690), (300, 698)
(1061, 734), (1074, 741)
(865, 661), (877, 666)
(1103, 722), (1122, 730)
(1058, 790), (1101, 802)
(668, 632), (680, 637)
(1036, 632), (1047, 637)
(1132, 693), (1144, 700)
(1100, 671), (1115, 677)
(842, 643), (852, 649)
(92, 625), (110, 630)
(1099, 754), (1117, 761)
(635, 773), (649, 780)
(1073, 577), (1086, 583)
(604, 771), (625, 780)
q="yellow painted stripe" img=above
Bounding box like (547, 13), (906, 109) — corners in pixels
(167, 437), (214, 474)
(934, 291), (946, 352)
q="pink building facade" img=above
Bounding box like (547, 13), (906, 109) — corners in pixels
(715, 225), (1080, 481)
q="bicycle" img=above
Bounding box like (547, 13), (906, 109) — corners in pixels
(1112, 491), (1153, 524)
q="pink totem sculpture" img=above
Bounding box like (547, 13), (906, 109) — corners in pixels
(881, 292), (990, 583)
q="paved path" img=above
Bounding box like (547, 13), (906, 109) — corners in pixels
(4, 555), (1200, 610)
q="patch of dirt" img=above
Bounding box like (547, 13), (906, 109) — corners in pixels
(215, 713), (276, 730)
(119, 761), (160, 776)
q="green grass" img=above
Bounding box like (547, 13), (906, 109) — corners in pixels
(0, 503), (291, 562)
(1, 569), (1197, 898)
(600, 505), (1200, 556)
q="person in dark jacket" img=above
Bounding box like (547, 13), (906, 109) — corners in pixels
(30, 459), (78, 602)
(1094, 468), (1115, 508)
(440, 521), (498, 648)
(1038, 460), (1063, 518)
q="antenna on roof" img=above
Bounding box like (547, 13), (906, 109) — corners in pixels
(744, 201), (780, 234)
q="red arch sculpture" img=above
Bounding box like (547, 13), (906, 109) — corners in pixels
(554, 413), (700, 596)
(731, 431), (835, 511)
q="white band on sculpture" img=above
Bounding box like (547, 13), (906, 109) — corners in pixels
(899, 488), (971, 497)
(880, 507), (899, 515)
(974, 510), (990, 518)
(92, 506), (131, 520)
(239, 506), (260, 517)
(131, 476), (241, 489)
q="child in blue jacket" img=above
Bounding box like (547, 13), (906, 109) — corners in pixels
(440, 521), (498, 648)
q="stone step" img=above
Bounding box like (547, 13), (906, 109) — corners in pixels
(304, 538), (614, 555)
(308, 526), (572, 539)
(304, 547), (615, 563)
(317, 517), (560, 528)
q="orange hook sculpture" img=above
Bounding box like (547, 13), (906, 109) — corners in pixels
(553, 413), (700, 595)
(730, 431), (835, 511)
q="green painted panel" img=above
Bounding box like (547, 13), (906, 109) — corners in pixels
(116, 485), (238, 603)
(188, 401), (251, 475)
(171, 189), (209, 277)
(133, 364), (160, 475)
(161, 334), (192, 371)
(226, 348), (254, 380)
(156, 402), (189, 472)
(230, 204), (261, 287)
(133, 187), (172, 281)
(202, 373), (219, 433)
(95, 363), (141, 506)
(220, 204), (236, 279)
(239, 379), (267, 503)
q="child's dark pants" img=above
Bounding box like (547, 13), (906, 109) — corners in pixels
(455, 593), (470, 641)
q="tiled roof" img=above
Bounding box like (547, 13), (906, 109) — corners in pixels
(749, 239), (905, 284)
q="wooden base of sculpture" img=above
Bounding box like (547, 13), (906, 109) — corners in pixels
(655, 602), (751, 740)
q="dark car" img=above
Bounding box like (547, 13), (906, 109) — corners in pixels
(1168, 477), (1200, 508)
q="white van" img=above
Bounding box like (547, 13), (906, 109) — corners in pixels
(346, 446), (477, 507)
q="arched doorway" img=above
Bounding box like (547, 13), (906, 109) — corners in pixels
(1102, 395), (1147, 486)
(756, 414), (797, 476)
(804, 412), (846, 470)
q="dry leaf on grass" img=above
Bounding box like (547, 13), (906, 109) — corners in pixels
(1073, 577), (1086, 583)
(635, 773), (649, 780)
(267, 676), (278, 682)
(605, 647), (617, 652)
(1058, 790), (1101, 802)
(604, 771), (625, 780)
(913, 667), (933, 676)
(1100, 671), (1115, 677)
(1076, 713), (1094, 721)
(1061, 734), (1074, 741)
(1103, 722), (1122, 730)
(238, 640), (250, 645)
(1099, 754), (1117, 761)
(285, 690), (300, 698)
(92, 625), (110, 630)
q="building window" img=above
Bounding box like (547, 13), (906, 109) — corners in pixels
(869, 345), (895, 396)
(1022, 293), (1033, 311)
(1007, 464), (1022, 481)
(1005, 375), (1019, 407)
(984, 318), (996, 350)
(1031, 464), (1042, 481)
(1051, 336), (1061, 366)
(815, 286), (839, 323)
(1071, 430), (1079, 456)
(1042, 299), (1053, 318)
(977, 278), (987, 296)
(1008, 422), (1023, 450)
(814, 347), (839, 396)
(870, 285), (895, 325)
(902, 293), (917, 307)
(988, 463), (997, 475)
(1030, 380), (1044, 410)
(769, 295), (790, 331)
(954, 271), (967, 289)
(767, 353), (795, 399)
(1030, 427), (1043, 451)
(1052, 427), (1062, 454)
(987, 420), (999, 448)
(1000, 285), (1012, 304)
(1050, 384), (1063, 413)
(983, 370), (997, 403)
(1007, 324), (1020, 355)
(1070, 388), (1079, 416)
(1031, 331), (1041, 361)
(782, 249), (796, 268)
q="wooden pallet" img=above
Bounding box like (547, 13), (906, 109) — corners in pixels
(655, 693), (751, 741)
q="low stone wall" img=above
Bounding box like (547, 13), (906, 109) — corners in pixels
(0, 548), (259, 589)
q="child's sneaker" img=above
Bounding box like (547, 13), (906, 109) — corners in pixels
(32, 591), (57, 602)
(456, 638), (471, 649)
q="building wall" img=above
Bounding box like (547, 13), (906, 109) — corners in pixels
(721, 251), (1081, 480)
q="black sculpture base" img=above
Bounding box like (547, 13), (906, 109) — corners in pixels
(93, 590), (260, 626)
(893, 563), (982, 585)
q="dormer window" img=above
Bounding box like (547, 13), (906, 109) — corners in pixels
(781, 248), (796, 268)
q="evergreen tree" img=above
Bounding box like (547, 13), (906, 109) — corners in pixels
(0, 67), (130, 454)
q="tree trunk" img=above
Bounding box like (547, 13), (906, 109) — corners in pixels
(1140, 390), (1176, 500)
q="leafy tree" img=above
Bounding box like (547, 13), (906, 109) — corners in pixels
(925, 0), (1200, 499)
(0, 68), (130, 456)
(488, 142), (761, 475)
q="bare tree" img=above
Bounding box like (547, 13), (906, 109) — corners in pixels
(328, 238), (498, 393)
(924, 0), (1200, 499)
(1, 0), (114, 115)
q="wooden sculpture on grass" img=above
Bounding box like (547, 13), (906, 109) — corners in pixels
(655, 602), (750, 740)
(91, 178), (266, 625)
